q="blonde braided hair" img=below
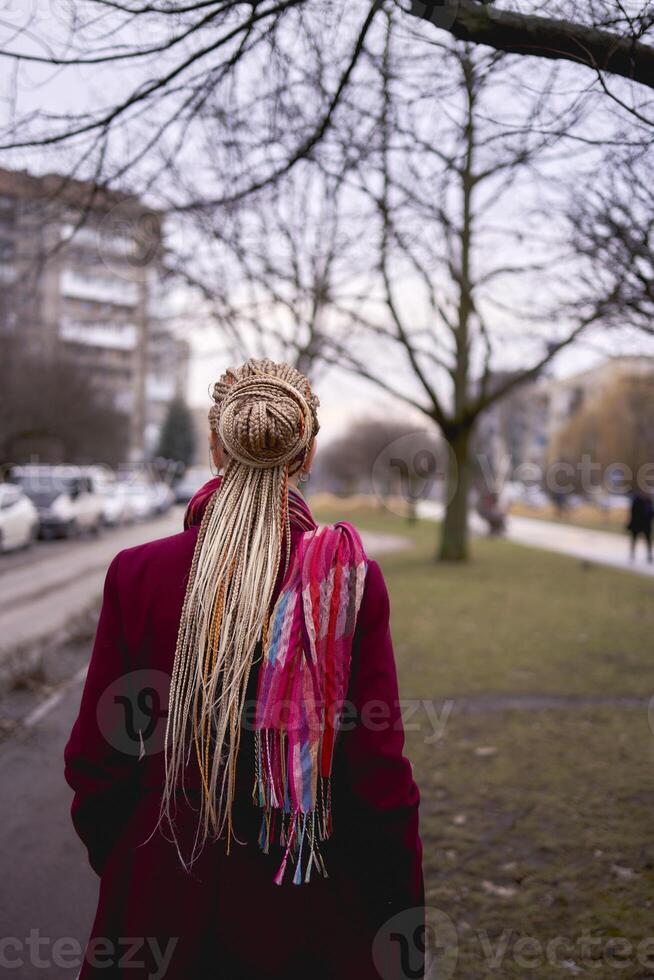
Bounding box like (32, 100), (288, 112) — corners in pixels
(159, 359), (320, 867)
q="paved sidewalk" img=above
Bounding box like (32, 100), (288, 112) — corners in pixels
(359, 530), (411, 556)
(417, 501), (654, 578)
(0, 509), (183, 663)
(507, 514), (654, 577)
(0, 681), (99, 980)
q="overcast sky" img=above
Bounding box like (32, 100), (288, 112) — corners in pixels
(2, 2), (653, 445)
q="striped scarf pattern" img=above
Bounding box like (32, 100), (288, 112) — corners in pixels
(254, 520), (367, 885)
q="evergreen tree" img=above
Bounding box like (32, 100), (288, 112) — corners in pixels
(156, 399), (196, 472)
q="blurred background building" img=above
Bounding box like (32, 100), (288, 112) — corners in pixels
(481, 356), (654, 476)
(0, 166), (188, 460)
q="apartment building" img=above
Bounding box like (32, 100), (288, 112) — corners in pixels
(0, 167), (188, 458)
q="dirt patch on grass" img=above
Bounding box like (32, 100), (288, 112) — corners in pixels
(413, 709), (654, 978)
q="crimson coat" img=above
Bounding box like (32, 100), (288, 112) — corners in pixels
(64, 487), (424, 979)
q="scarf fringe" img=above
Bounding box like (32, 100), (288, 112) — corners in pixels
(254, 728), (332, 885)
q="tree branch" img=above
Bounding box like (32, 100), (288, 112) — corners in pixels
(407, 0), (654, 89)
(470, 312), (601, 417)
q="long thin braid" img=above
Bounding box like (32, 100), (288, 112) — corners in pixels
(159, 359), (320, 868)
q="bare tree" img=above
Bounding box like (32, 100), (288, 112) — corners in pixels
(409, 1), (654, 89)
(175, 13), (636, 560)
(0, 0), (651, 209)
(1, 2), (650, 562)
(168, 161), (365, 376)
(322, 25), (609, 560)
(0, 2), (382, 209)
(571, 149), (654, 337)
(318, 416), (442, 520)
(0, 337), (130, 468)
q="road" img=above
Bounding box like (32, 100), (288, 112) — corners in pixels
(0, 509), (184, 674)
(417, 501), (654, 578)
(0, 679), (98, 978)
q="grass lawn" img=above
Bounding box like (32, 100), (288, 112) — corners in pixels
(313, 498), (654, 979)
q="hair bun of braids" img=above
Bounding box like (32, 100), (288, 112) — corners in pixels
(217, 372), (314, 472)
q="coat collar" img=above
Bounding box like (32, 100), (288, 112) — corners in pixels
(183, 475), (317, 532)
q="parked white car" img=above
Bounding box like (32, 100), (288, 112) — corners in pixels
(98, 481), (131, 527)
(174, 467), (212, 504)
(117, 478), (158, 521)
(150, 480), (175, 515)
(12, 466), (105, 539)
(88, 468), (132, 527)
(0, 484), (39, 552)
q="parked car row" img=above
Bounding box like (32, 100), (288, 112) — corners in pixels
(0, 465), (178, 554)
(0, 483), (39, 553)
(172, 466), (213, 504)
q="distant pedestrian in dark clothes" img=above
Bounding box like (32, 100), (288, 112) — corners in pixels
(627, 490), (653, 562)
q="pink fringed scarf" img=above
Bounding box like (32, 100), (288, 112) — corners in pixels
(253, 519), (368, 885)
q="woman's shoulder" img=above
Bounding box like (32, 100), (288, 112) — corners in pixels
(108, 525), (198, 586)
(358, 557), (390, 631)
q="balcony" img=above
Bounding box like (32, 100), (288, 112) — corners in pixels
(59, 320), (138, 351)
(60, 267), (140, 306)
(146, 375), (176, 402)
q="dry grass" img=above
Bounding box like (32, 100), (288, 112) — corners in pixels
(313, 498), (654, 979)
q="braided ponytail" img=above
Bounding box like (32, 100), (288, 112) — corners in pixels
(159, 359), (320, 867)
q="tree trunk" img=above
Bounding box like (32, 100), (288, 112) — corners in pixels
(438, 427), (471, 562)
